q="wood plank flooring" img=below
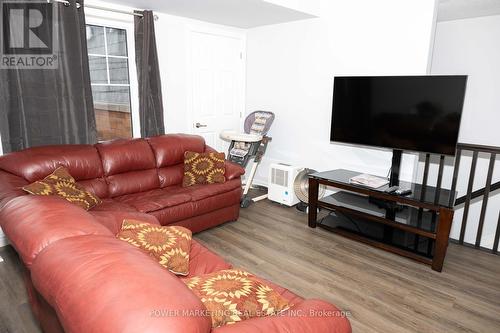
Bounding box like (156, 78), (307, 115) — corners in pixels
(196, 200), (500, 333)
(0, 199), (499, 332)
(0, 246), (41, 333)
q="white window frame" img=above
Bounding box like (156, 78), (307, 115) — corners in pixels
(85, 15), (141, 139)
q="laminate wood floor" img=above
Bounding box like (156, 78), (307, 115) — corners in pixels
(196, 200), (500, 333)
(0, 246), (41, 333)
(0, 199), (499, 333)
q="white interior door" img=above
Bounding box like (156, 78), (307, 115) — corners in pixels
(189, 30), (245, 152)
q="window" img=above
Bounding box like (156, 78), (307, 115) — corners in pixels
(86, 24), (134, 141)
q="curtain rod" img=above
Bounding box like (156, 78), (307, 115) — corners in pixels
(48, 0), (159, 19)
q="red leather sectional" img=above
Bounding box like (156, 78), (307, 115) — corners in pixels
(0, 134), (351, 333)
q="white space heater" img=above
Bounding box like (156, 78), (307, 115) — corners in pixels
(268, 163), (302, 206)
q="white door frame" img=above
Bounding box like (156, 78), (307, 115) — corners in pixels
(186, 25), (247, 138)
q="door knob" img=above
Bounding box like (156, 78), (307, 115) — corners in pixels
(195, 122), (207, 128)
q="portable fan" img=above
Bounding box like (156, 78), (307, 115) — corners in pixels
(293, 168), (326, 212)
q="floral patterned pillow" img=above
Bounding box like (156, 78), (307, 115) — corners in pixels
(183, 269), (291, 328)
(22, 166), (101, 210)
(117, 219), (192, 276)
(182, 151), (226, 187)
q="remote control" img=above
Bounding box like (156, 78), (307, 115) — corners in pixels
(384, 186), (399, 193)
(395, 188), (412, 196)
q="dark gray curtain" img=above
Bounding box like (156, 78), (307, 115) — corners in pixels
(0, 0), (97, 153)
(134, 10), (165, 138)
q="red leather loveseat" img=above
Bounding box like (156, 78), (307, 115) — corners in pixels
(0, 134), (351, 333)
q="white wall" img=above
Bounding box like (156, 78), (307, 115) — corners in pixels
(430, 15), (500, 248)
(245, 0), (438, 185)
(432, 15), (500, 146)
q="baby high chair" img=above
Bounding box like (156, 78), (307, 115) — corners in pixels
(220, 111), (275, 208)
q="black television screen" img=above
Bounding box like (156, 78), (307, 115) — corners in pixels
(331, 76), (467, 156)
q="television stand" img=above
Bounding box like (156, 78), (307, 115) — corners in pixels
(308, 169), (456, 272)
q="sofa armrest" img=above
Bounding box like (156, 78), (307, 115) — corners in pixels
(204, 145), (245, 180)
(31, 235), (212, 333)
(225, 161), (245, 180)
(0, 196), (112, 267)
(212, 299), (351, 333)
(0, 170), (28, 209)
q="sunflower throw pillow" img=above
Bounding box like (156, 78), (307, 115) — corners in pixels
(22, 166), (101, 210)
(182, 151), (226, 187)
(183, 269), (291, 328)
(117, 219), (192, 276)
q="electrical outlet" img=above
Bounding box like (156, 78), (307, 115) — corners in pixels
(0, 256), (3, 263)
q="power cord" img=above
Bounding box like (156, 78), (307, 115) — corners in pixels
(319, 210), (363, 234)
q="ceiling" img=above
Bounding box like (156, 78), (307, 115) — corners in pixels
(438, 0), (500, 21)
(105, 0), (316, 28)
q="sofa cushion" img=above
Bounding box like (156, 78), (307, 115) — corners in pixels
(106, 169), (161, 197)
(192, 187), (242, 217)
(114, 179), (241, 215)
(76, 178), (109, 199)
(149, 185), (242, 227)
(96, 139), (157, 175)
(0, 145), (108, 198)
(157, 164), (184, 188)
(92, 198), (137, 212)
(186, 240), (233, 278)
(96, 139), (160, 197)
(150, 201), (196, 226)
(91, 211), (159, 235)
(147, 134), (206, 168)
(183, 179), (241, 201)
(165, 204), (240, 233)
(22, 167), (102, 210)
(183, 151), (226, 187)
(30, 235), (212, 333)
(183, 269), (291, 328)
(115, 188), (192, 213)
(117, 220), (192, 276)
(90, 199), (159, 234)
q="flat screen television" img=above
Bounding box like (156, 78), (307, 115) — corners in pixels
(331, 75), (467, 156)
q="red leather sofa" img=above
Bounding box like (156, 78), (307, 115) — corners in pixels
(0, 134), (351, 333)
(0, 134), (244, 233)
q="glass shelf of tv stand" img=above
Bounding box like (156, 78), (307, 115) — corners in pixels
(316, 191), (439, 260)
(309, 169), (456, 271)
(318, 191), (438, 237)
(311, 169), (456, 210)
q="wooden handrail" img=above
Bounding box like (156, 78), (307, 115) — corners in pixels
(452, 143), (499, 252)
(456, 142), (500, 154)
(455, 181), (500, 206)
